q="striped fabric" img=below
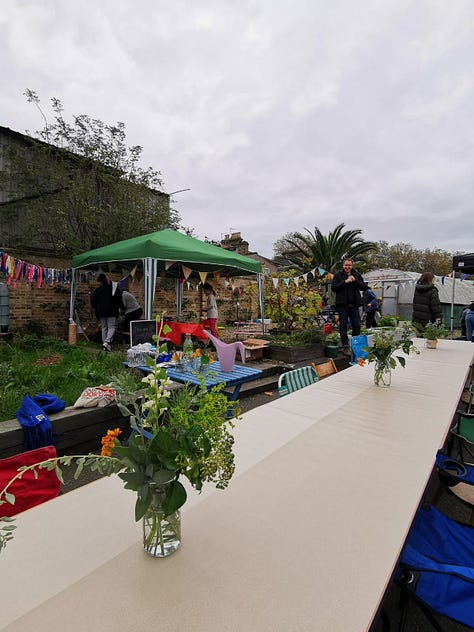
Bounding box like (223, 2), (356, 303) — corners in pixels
(278, 365), (318, 396)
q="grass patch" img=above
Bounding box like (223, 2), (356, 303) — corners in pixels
(0, 336), (141, 423)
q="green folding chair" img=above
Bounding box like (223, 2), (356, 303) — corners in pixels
(278, 365), (318, 397)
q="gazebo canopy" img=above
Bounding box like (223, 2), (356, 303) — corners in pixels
(71, 229), (262, 276)
(70, 229), (263, 320)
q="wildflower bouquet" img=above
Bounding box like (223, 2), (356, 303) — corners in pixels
(1, 317), (239, 554)
(360, 323), (419, 386)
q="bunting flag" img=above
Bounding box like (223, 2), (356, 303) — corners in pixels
(165, 260), (173, 270)
(310, 267), (317, 278)
(302, 273), (308, 282)
(181, 265), (192, 280)
(272, 277), (278, 289)
(283, 278), (290, 286)
(318, 267), (325, 276)
(0, 249), (73, 289)
(130, 265), (137, 279)
(293, 276), (300, 287)
(198, 271), (208, 284)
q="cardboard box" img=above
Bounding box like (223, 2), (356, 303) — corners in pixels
(242, 338), (269, 361)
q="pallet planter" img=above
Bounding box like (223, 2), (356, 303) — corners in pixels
(263, 342), (325, 363)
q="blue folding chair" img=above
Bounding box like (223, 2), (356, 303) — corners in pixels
(396, 502), (474, 631)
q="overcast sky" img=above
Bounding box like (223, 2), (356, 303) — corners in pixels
(1, 0), (473, 259)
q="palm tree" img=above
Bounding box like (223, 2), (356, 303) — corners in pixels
(282, 223), (377, 273)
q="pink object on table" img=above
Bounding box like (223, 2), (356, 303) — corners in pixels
(203, 331), (246, 372)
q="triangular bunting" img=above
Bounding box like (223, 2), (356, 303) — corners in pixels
(199, 271), (208, 284)
(182, 265), (192, 280)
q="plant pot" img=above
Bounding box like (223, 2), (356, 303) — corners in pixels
(426, 339), (438, 349)
(374, 362), (391, 387)
(324, 345), (339, 358)
(143, 483), (181, 558)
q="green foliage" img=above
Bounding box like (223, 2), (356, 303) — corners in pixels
(422, 319), (449, 340)
(363, 324), (419, 380)
(368, 241), (453, 276)
(377, 315), (398, 328)
(245, 270), (322, 333)
(0, 337), (141, 422)
(0, 91), (180, 254)
(276, 223), (377, 273)
(324, 332), (340, 346)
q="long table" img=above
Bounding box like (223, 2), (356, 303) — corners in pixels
(1, 339), (473, 632)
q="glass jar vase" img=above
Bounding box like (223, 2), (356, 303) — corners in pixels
(143, 483), (181, 558)
(374, 362), (391, 387)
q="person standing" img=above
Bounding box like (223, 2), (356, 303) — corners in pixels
(202, 282), (219, 338)
(90, 273), (125, 351)
(363, 287), (379, 328)
(331, 259), (368, 356)
(465, 302), (474, 343)
(412, 272), (442, 333)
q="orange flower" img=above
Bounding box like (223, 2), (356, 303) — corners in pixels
(100, 427), (122, 456)
(357, 358), (366, 366)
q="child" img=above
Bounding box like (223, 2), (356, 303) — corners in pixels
(202, 282), (219, 338)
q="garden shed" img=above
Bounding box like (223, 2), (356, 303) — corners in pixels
(70, 229), (264, 322)
(363, 268), (474, 327)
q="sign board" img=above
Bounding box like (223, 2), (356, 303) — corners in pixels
(129, 320), (157, 347)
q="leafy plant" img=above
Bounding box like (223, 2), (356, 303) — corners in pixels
(377, 315), (398, 328)
(243, 270), (322, 334)
(324, 332), (340, 346)
(422, 319), (448, 340)
(360, 324), (419, 384)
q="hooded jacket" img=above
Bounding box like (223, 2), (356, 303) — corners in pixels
(412, 283), (442, 326)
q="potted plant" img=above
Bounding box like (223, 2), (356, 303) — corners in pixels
(324, 332), (340, 358)
(359, 323), (419, 387)
(0, 317), (239, 557)
(422, 319), (448, 349)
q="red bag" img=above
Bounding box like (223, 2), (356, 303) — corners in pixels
(0, 445), (60, 517)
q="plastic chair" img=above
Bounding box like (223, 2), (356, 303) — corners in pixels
(0, 445), (61, 517)
(203, 331), (246, 372)
(396, 503), (474, 631)
(449, 412), (474, 465)
(311, 359), (338, 380)
(278, 366), (318, 396)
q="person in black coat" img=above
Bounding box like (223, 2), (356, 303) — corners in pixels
(412, 272), (443, 333)
(331, 259), (368, 355)
(90, 273), (125, 351)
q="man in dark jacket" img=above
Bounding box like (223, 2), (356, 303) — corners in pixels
(331, 259), (368, 356)
(412, 272), (442, 332)
(90, 273), (125, 351)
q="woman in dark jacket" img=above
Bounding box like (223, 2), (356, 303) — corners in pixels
(412, 272), (442, 331)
